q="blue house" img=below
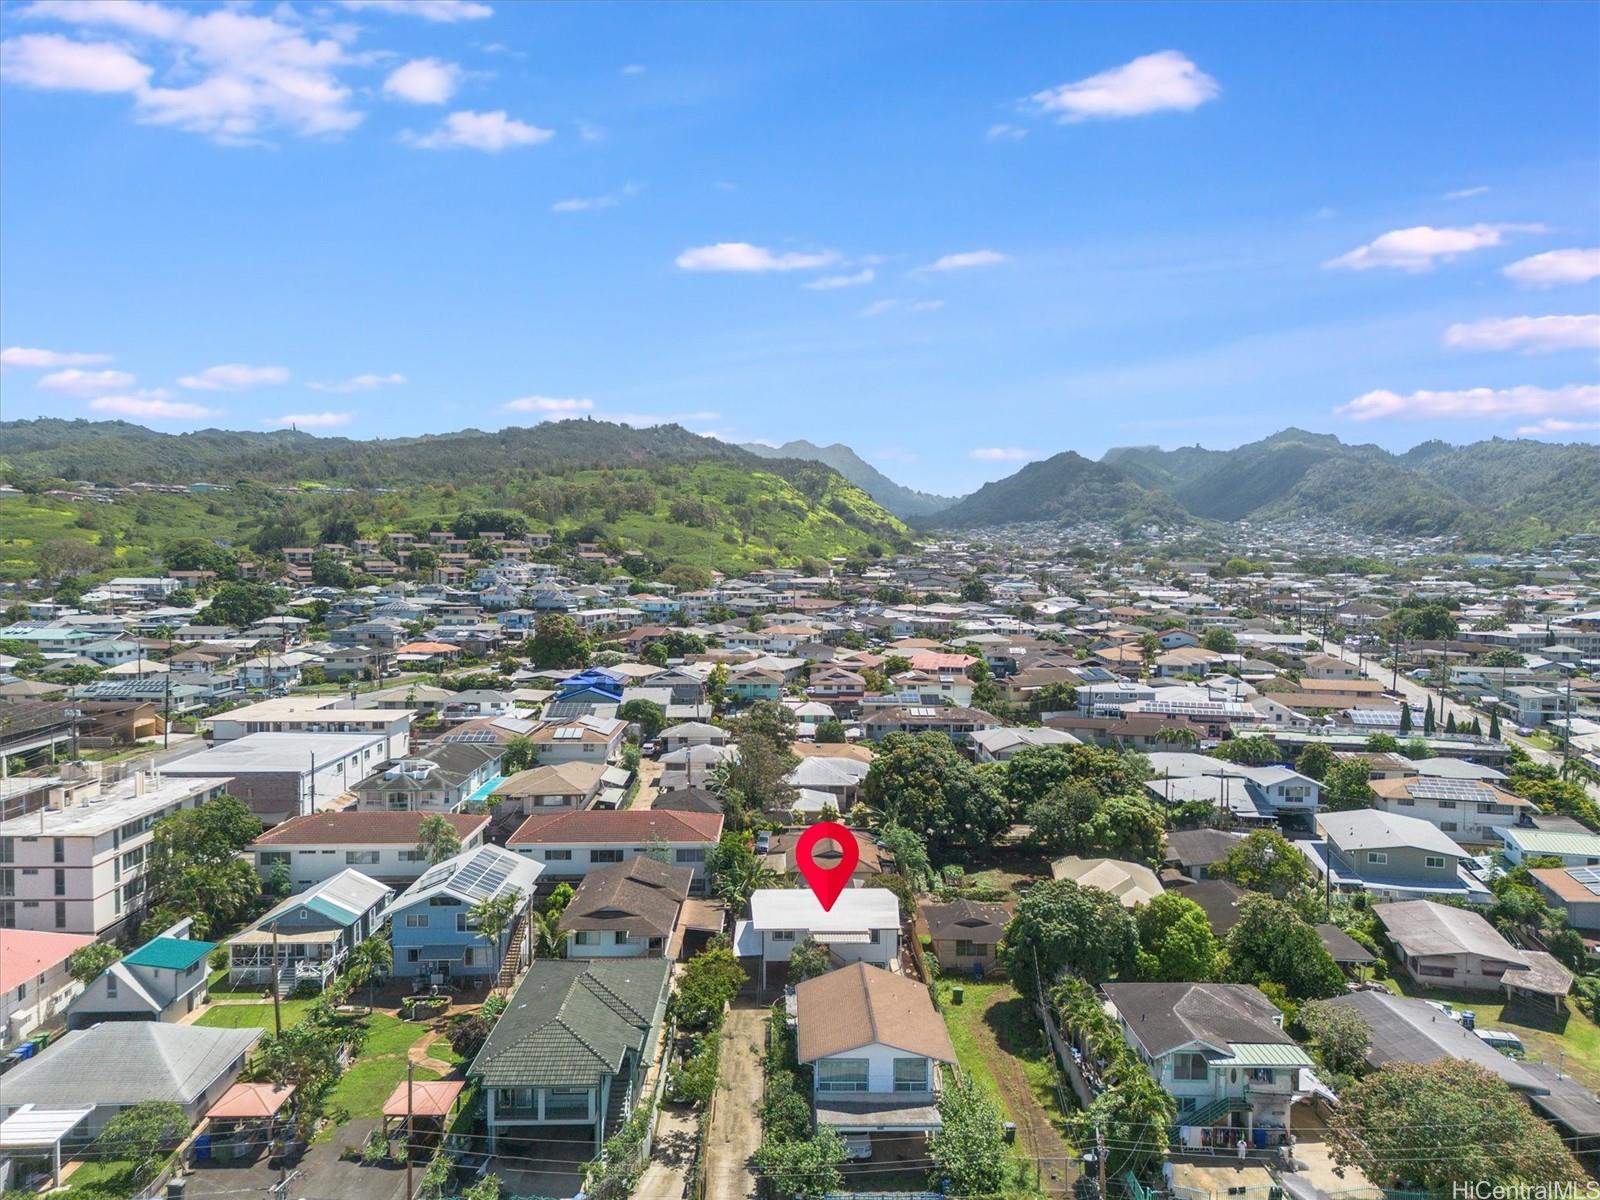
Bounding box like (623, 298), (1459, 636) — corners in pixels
(555, 668), (626, 706)
(388, 845), (543, 988)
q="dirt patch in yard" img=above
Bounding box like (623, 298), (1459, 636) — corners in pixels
(971, 987), (1079, 1195)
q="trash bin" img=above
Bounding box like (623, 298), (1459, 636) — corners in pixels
(951, 986), (964, 1005)
(1003, 1123), (1016, 1144)
(1460, 1010), (1476, 1030)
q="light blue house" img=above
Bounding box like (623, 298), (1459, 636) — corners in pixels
(388, 845), (542, 988)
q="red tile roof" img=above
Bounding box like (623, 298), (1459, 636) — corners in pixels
(251, 811), (489, 846)
(507, 809), (724, 845)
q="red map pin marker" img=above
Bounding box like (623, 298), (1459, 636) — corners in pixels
(794, 820), (859, 912)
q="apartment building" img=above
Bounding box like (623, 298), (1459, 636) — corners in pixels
(0, 773), (232, 937)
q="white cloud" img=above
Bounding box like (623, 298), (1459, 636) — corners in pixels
(0, 33), (151, 92)
(859, 299), (898, 318)
(675, 243), (839, 273)
(337, 0), (492, 22)
(1444, 185), (1490, 200)
(178, 363), (290, 391)
(1444, 315), (1600, 354)
(1324, 224), (1541, 272)
(1502, 247), (1600, 288)
(576, 120), (605, 142)
(502, 395), (594, 415)
(38, 368), (136, 395)
(909, 299), (945, 312)
(1335, 383), (1600, 422)
(0, 346), (113, 368)
(90, 393), (218, 420)
(922, 249), (1008, 272)
(620, 63), (645, 76)
(970, 447), (1034, 462)
(803, 268), (875, 290)
(10, 4), (365, 143)
(307, 372), (406, 393)
(551, 182), (639, 213)
(1516, 418), (1600, 436)
(985, 123), (1025, 142)
(408, 109), (552, 152)
(383, 58), (459, 105)
(1030, 50), (1218, 122)
(264, 411), (352, 428)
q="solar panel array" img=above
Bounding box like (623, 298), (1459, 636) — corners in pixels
(452, 848), (517, 901)
(1568, 866), (1600, 897)
(554, 727), (584, 740)
(1349, 709), (1401, 727)
(1409, 778), (1493, 803)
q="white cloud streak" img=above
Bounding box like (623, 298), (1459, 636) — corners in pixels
(1516, 418), (1600, 436)
(1335, 383), (1600, 422)
(307, 372), (406, 393)
(970, 447), (1034, 462)
(383, 58), (459, 105)
(1030, 50), (1219, 122)
(265, 411), (352, 428)
(1, 346), (113, 368)
(1502, 248), (1600, 288)
(502, 396), (594, 414)
(1443, 315), (1600, 354)
(921, 249), (1009, 272)
(803, 269), (875, 290)
(178, 363), (291, 391)
(337, 0), (492, 22)
(1324, 224), (1542, 272)
(551, 182), (639, 213)
(1444, 185), (1490, 200)
(90, 393), (218, 420)
(675, 243), (839, 273)
(38, 368), (136, 395)
(408, 109), (552, 152)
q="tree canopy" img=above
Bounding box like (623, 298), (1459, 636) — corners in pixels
(1000, 879), (1138, 999)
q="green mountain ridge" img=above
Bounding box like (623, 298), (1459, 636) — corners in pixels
(923, 450), (1186, 530)
(738, 439), (955, 519)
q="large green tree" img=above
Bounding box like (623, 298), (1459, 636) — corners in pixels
(864, 732), (1010, 856)
(1323, 758), (1378, 812)
(93, 1102), (191, 1182)
(1135, 893), (1219, 982)
(929, 1076), (1009, 1195)
(198, 582), (280, 628)
(1327, 1059), (1583, 1189)
(1000, 879), (1138, 998)
(1212, 829), (1313, 899)
(1224, 895), (1345, 1000)
(528, 613), (591, 669)
(145, 794), (263, 936)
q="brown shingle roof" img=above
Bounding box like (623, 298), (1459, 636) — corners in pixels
(795, 963), (957, 1064)
(252, 811), (488, 846)
(558, 857), (692, 938)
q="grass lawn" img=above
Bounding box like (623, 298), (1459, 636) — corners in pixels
(1386, 976), (1600, 1089)
(196, 1000), (317, 1030)
(325, 1014), (443, 1119)
(54, 1159), (144, 1200)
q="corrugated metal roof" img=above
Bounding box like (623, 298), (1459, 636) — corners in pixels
(122, 936), (216, 971)
(1210, 1042), (1313, 1068)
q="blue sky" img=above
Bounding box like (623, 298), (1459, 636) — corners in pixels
(1, 0), (1597, 495)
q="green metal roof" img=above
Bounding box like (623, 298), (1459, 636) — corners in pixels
(122, 937), (217, 971)
(1210, 1042), (1313, 1068)
(1504, 828), (1600, 855)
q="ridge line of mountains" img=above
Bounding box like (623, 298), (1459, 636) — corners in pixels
(4, 418), (1596, 548)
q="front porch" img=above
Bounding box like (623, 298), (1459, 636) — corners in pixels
(228, 929), (347, 992)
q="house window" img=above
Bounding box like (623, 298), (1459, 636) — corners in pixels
(54, 901), (66, 928)
(590, 849), (624, 864)
(1424, 855), (1446, 869)
(954, 940), (982, 957)
(0, 838), (12, 864)
(53, 870), (66, 896)
(0, 869), (13, 898)
(347, 851), (381, 865)
(816, 1059), (870, 1093)
(107, 975), (119, 998)
(543, 850), (573, 862)
(543, 1088), (590, 1120)
(675, 849), (706, 864)
(770, 930), (795, 942)
(1173, 1053), (1208, 1081)
(404, 914), (428, 928)
(574, 931), (599, 946)
(53, 838), (65, 864)
(892, 1058), (929, 1092)
(1367, 852), (1388, 865)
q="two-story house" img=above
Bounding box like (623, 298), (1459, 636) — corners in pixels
(472, 958), (671, 1154)
(529, 716), (627, 766)
(227, 869), (393, 992)
(1101, 981), (1311, 1150)
(491, 762), (626, 817)
(1300, 809), (1491, 904)
(795, 963), (958, 1159)
(557, 857), (694, 959)
(1367, 777), (1531, 849)
(1, 929), (93, 1049)
(388, 845), (542, 987)
(249, 811), (490, 890)
(506, 810), (722, 894)
(66, 922), (215, 1028)
(350, 743), (505, 815)
(737, 888), (901, 992)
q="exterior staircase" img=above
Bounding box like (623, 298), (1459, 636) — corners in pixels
(496, 911), (531, 990)
(1182, 1093), (1252, 1131)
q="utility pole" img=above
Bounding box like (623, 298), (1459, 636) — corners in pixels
(162, 671), (171, 749)
(1095, 1119), (1107, 1200)
(404, 1059), (415, 1200)
(271, 921), (282, 1035)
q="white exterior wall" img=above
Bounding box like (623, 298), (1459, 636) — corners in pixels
(760, 928), (898, 968)
(1373, 796), (1521, 844)
(209, 713), (411, 758)
(257, 832), (485, 889)
(1, 959), (81, 1048)
(811, 1041), (938, 1100)
(510, 842), (710, 890)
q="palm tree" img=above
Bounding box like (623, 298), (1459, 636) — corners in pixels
(345, 934), (393, 1008)
(468, 891), (521, 988)
(529, 909), (565, 959)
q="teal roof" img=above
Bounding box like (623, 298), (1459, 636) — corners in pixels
(123, 936), (216, 971)
(1210, 1042), (1313, 1068)
(303, 895), (362, 925)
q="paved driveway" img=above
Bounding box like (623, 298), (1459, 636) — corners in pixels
(186, 1120), (406, 1200)
(702, 1002), (766, 1200)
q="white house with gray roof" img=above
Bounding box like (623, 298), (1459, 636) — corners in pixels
(1299, 809), (1491, 904)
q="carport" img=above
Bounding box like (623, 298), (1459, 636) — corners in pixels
(0, 1104), (93, 1188)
